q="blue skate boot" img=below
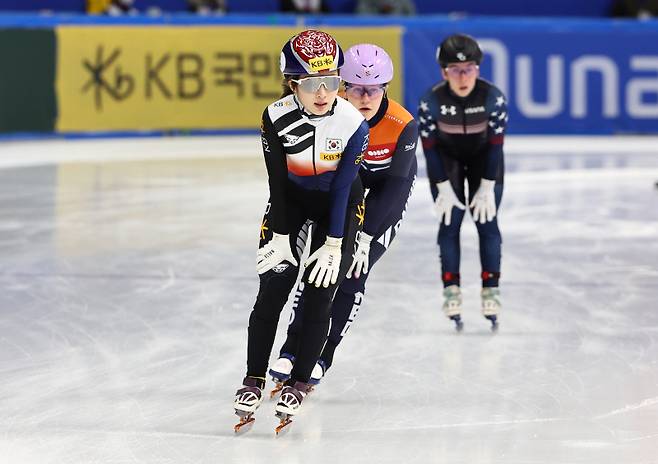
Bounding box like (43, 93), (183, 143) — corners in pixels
(268, 353), (295, 398)
(309, 359), (328, 386)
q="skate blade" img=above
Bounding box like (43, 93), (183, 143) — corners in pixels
(275, 416), (292, 435)
(270, 383), (284, 399)
(484, 315), (499, 332)
(449, 315), (464, 332)
(234, 415), (255, 433)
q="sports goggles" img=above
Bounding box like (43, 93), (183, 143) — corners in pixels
(444, 64), (479, 78)
(291, 75), (342, 93)
(344, 84), (387, 98)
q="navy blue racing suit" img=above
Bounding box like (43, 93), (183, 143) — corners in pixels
(418, 78), (507, 288)
(279, 96), (418, 372)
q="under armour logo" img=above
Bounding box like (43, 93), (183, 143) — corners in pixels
(440, 105), (457, 116)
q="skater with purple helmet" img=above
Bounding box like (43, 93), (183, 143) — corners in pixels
(270, 43), (418, 390)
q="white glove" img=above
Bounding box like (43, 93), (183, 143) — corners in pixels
(348, 232), (373, 279)
(305, 236), (343, 288)
(256, 233), (298, 274)
(435, 180), (466, 226)
(470, 179), (497, 224)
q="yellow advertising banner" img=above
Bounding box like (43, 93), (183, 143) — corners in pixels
(56, 26), (403, 132)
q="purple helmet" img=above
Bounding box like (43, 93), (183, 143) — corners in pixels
(280, 30), (344, 76)
(341, 44), (394, 85)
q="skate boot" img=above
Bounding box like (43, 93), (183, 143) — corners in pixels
(481, 287), (501, 332)
(233, 376), (265, 433)
(309, 359), (327, 386)
(268, 353), (295, 398)
(442, 285), (463, 331)
(274, 381), (312, 434)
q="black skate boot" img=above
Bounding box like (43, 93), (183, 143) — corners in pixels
(274, 381), (312, 434)
(233, 376), (265, 433)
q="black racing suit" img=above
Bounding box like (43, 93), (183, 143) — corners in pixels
(245, 94), (369, 385)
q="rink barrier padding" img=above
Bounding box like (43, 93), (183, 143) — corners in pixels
(0, 28), (56, 133)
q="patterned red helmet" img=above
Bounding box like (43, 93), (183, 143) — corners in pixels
(280, 29), (344, 76)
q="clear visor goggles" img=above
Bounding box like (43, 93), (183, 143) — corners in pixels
(444, 64), (479, 78)
(291, 75), (342, 93)
(344, 84), (387, 98)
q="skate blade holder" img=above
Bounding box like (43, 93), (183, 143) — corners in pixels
(484, 314), (499, 332)
(449, 314), (464, 332)
(270, 382), (284, 399)
(275, 414), (293, 435)
(234, 412), (255, 433)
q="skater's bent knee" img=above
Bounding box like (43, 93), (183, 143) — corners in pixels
(339, 277), (365, 295)
(258, 266), (298, 295)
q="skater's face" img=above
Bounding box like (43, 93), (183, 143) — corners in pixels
(442, 61), (479, 97)
(290, 70), (340, 116)
(344, 83), (387, 121)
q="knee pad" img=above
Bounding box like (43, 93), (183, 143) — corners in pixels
(439, 222), (461, 239)
(253, 264), (298, 317)
(339, 274), (366, 294)
(475, 220), (501, 237)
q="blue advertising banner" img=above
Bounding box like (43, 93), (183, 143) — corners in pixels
(404, 19), (658, 134)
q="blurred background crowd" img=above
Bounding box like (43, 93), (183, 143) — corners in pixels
(0, 0), (655, 18)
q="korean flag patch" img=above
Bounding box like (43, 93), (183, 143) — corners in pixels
(326, 138), (343, 152)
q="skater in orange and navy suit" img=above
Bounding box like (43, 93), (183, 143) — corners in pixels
(271, 43), (418, 388)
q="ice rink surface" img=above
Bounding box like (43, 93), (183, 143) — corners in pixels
(1, 136), (657, 464)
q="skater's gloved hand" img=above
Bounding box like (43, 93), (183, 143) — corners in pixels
(305, 236), (342, 288)
(470, 178), (497, 224)
(256, 233), (298, 274)
(435, 180), (466, 226)
(348, 231), (373, 279)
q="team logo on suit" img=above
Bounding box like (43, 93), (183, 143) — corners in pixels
(272, 263), (290, 273)
(284, 134), (300, 145)
(441, 105), (457, 116)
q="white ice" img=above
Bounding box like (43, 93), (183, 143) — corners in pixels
(0, 136), (657, 463)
